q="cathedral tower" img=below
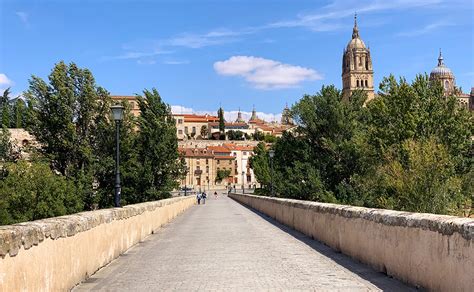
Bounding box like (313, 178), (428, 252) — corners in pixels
(429, 50), (456, 96)
(342, 14), (374, 101)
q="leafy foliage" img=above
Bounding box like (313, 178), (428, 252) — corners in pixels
(250, 76), (473, 215)
(215, 169), (231, 182)
(0, 161), (82, 225)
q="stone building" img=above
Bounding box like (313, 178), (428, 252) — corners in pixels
(179, 145), (236, 191)
(341, 14), (374, 102)
(111, 95), (140, 116)
(429, 51), (473, 110)
(281, 104), (293, 125)
(173, 114), (219, 140)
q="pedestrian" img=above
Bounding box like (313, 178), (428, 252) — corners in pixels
(197, 192), (201, 205)
(214, 191), (218, 199)
(202, 192), (207, 204)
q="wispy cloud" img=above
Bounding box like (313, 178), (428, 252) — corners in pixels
(101, 49), (172, 62)
(214, 56), (322, 89)
(167, 28), (257, 49)
(164, 60), (190, 65)
(16, 11), (30, 27)
(269, 0), (444, 31)
(396, 21), (455, 37)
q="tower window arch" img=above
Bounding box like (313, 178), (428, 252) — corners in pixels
(444, 80), (449, 90)
(365, 80), (368, 87)
(356, 80), (360, 87)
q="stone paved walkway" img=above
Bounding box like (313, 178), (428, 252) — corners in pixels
(74, 195), (414, 291)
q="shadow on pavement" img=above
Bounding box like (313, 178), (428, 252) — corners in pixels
(231, 198), (418, 292)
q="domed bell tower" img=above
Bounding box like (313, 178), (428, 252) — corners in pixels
(342, 14), (374, 102)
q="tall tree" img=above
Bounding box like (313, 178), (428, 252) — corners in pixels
(12, 98), (26, 128)
(1, 88), (11, 128)
(25, 61), (110, 209)
(217, 107), (225, 137)
(132, 88), (186, 202)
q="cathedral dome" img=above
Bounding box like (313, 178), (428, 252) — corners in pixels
(430, 51), (454, 79)
(346, 37), (366, 50)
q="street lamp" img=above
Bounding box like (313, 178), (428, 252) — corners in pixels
(111, 104), (124, 207)
(269, 149), (275, 197)
(242, 171), (245, 194)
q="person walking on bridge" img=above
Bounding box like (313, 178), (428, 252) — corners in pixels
(196, 193), (202, 205)
(202, 192), (207, 204)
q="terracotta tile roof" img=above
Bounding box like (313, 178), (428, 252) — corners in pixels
(214, 156), (235, 160)
(207, 146), (231, 153)
(173, 114), (219, 123)
(179, 147), (214, 158)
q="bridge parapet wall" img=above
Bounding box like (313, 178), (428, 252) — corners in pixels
(230, 193), (474, 291)
(0, 196), (195, 291)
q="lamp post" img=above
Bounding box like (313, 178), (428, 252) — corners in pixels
(111, 104), (124, 207)
(269, 149), (275, 197)
(242, 171), (245, 194)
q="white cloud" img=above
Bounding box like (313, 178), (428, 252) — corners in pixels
(0, 74), (13, 87)
(214, 56), (322, 89)
(16, 11), (29, 27)
(171, 105), (195, 114)
(396, 21), (454, 37)
(171, 105), (282, 122)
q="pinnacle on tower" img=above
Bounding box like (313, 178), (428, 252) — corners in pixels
(352, 13), (359, 39)
(438, 48), (444, 66)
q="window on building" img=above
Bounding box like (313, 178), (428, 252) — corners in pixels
(206, 159), (209, 165)
(196, 166), (200, 170)
(178, 119), (183, 124)
(365, 80), (368, 87)
(356, 80), (360, 87)
(192, 126), (196, 133)
(228, 160), (232, 165)
(184, 127), (188, 134)
(178, 130), (183, 134)
(217, 160), (220, 165)
(243, 151), (247, 155)
(206, 166), (209, 173)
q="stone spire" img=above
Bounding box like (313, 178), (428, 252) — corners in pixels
(352, 13), (359, 39)
(250, 105), (257, 121)
(438, 49), (444, 66)
(235, 107), (245, 123)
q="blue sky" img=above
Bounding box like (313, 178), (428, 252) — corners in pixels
(1, 0), (473, 119)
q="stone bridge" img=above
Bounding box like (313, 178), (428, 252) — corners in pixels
(0, 194), (473, 291)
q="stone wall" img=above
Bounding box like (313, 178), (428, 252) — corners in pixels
(230, 193), (474, 291)
(0, 196), (195, 291)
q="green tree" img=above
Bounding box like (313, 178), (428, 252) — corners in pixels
(226, 130), (244, 140)
(215, 169), (231, 183)
(248, 142), (271, 187)
(1, 88), (11, 128)
(0, 161), (82, 225)
(132, 89), (186, 202)
(217, 107), (225, 138)
(25, 61), (111, 209)
(200, 125), (208, 139)
(356, 138), (463, 214)
(12, 98), (26, 128)
(0, 126), (14, 162)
